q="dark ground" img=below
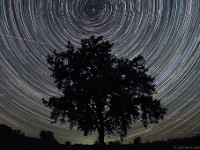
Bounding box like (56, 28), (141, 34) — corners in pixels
(0, 124), (199, 150)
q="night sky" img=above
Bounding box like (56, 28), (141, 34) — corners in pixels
(0, 0), (200, 145)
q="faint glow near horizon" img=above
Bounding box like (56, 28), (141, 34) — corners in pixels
(0, 0), (199, 144)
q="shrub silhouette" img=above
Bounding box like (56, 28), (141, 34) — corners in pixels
(65, 141), (71, 146)
(39, 130), (58, 144)
(134, 136), (142, 144)
(43, 35), (167, 145)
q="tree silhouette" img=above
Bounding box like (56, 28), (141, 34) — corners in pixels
(39, 130), (58, 144)
(43, 36), (166, 145)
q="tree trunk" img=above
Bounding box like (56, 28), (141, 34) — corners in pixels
(98, 116), (104, 146)
(98, 124), (104, 146)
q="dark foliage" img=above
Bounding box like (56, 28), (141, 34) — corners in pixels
(43, 35), (166, 145)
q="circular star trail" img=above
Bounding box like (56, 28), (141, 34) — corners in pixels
(0, 0), (200, 144)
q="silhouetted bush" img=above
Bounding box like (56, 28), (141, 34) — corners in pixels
(64, 140), (71, 147)
(134, 136), (142, 144)
(39, 130), (58, 145)
(108, 140), (122, 145)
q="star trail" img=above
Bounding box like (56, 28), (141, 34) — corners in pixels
(0, 0), (200, 144)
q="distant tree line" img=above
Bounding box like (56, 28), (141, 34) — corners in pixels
(0, 124), (25, 136)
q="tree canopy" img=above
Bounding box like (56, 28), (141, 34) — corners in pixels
(43, 35), (166, 145)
